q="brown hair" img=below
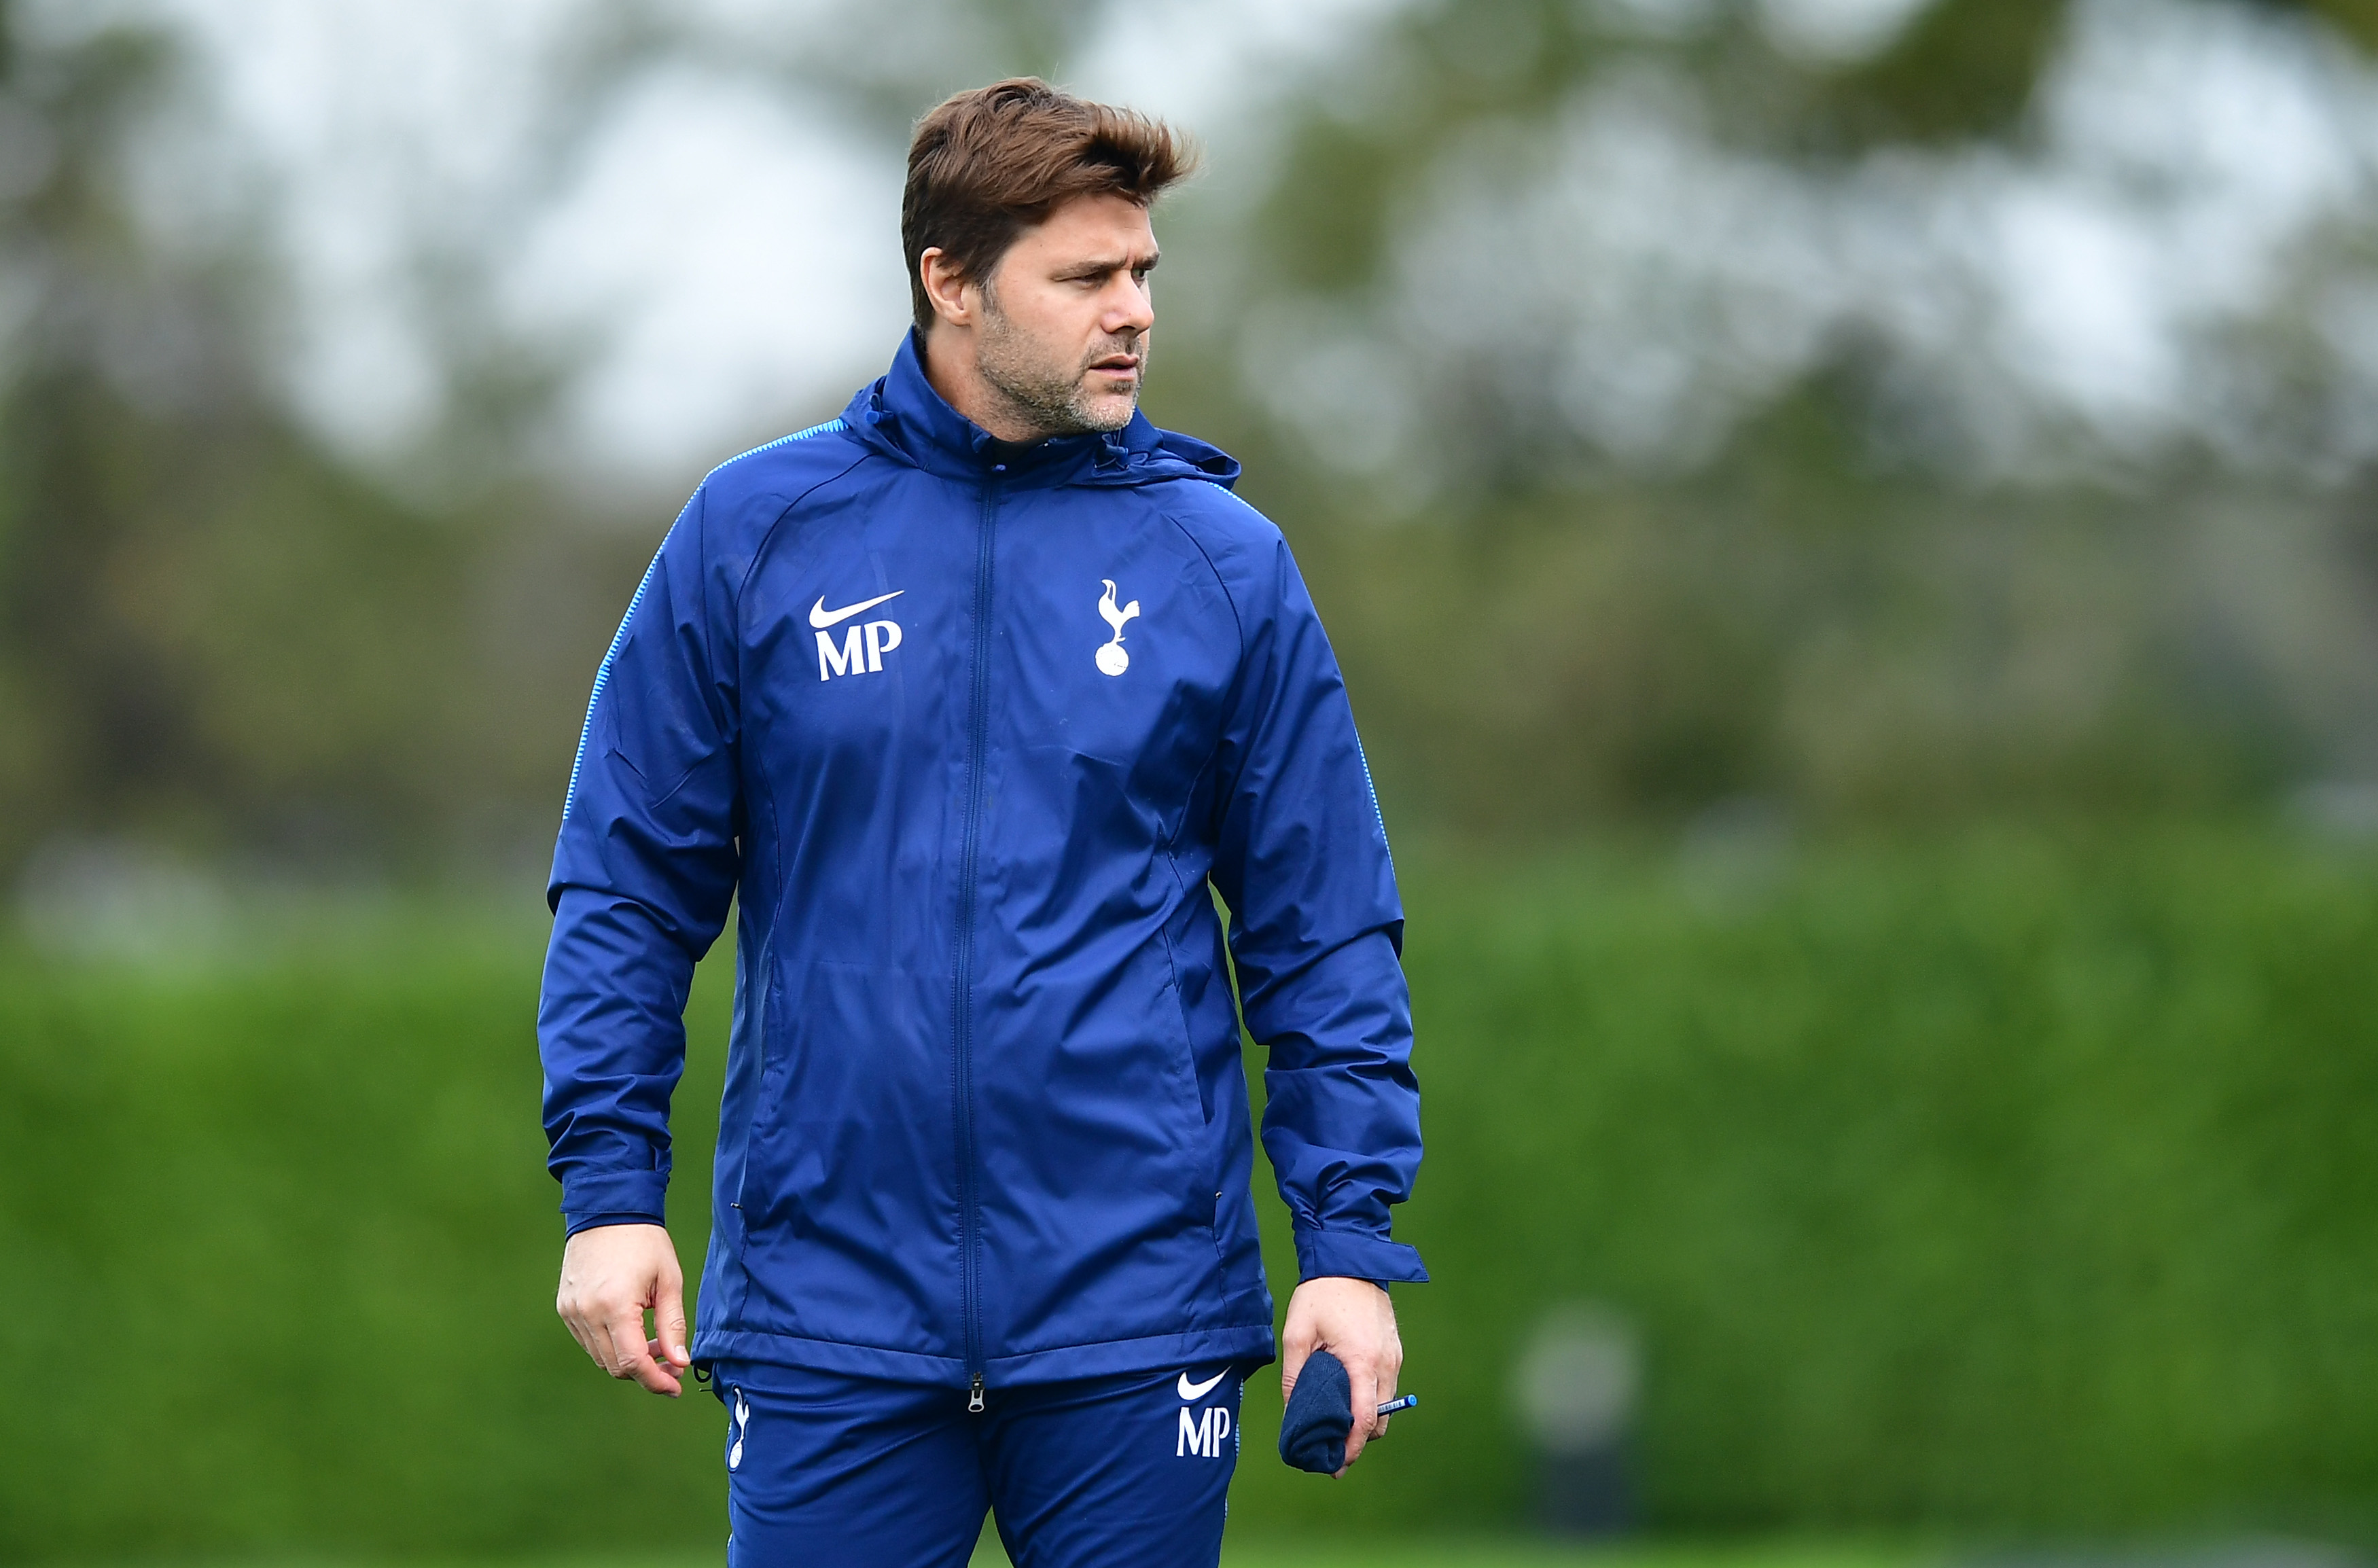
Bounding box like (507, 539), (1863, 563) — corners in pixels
(903, 78), (1194, 333)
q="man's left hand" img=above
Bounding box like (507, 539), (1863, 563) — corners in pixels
(1281, 1277), (1402, 1477)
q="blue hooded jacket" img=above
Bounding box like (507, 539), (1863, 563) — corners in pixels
(539, 333), (1425, 1391)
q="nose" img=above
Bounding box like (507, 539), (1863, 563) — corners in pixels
(1103, 274), (1154, 336)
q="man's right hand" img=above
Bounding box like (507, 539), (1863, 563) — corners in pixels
(1281, 1276), (1402, 1476)
(556, 1222), (692, 1397)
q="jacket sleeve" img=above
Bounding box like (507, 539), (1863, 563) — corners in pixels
(1208, 531), (1427, 1285)
(537, 488), (742, 1235)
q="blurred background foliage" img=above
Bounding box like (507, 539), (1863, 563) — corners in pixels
(12, 829), (2378, 1554)
(10, 0), (2378, 1555)
(7, 0), (2378, 878)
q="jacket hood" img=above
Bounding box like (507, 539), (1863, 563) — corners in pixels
(841, 329), (1240, 493)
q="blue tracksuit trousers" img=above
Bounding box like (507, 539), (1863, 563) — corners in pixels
(713, 1359), (1249, 1567)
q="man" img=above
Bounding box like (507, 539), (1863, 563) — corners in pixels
(537, 79), (1424, 1567)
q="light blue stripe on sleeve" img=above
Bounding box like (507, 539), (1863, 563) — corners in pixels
(558, 417), (849, 827)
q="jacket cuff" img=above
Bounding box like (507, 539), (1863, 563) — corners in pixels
(1294, 1228), (1430, 1285)
(559, 1169), (668, 1233)
(564, 1210), (668, 1239)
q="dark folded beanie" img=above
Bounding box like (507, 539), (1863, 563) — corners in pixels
(1278, 1349), (1355, 1474)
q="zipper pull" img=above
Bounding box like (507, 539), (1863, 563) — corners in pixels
(968, 1374), (987, 1414)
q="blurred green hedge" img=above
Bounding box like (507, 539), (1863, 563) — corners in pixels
(7, 827), (2378, 1557)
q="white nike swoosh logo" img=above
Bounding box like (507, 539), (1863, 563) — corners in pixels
(1177, 1370), (1228, 1402)
(809, 590), (903, 628)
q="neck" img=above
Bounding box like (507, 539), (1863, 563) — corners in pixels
(921, 324), (1055, 445)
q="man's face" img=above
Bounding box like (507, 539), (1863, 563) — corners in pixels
(971, 193), (1158, 438)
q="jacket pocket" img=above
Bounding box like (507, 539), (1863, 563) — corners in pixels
(1156, 925), (1224, 1235)
(730, 961), (785, 1222)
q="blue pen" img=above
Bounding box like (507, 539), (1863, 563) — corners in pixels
(1377, 1394), (1418, 1416)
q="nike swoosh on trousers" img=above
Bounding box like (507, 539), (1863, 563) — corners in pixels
(809, 590), (904, 628)
(1177, 1370), (1228, 1401)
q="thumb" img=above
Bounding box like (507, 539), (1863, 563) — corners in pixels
(655, 1268), (690, 1368)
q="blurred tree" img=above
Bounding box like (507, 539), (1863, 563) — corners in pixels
(1139, 0), (2378, 829)
(570, 0), (1109, 144)
(5, 0), (2375, 877)
(1801, 0), (2069, 145)
(2270, 0), (2378, 49)
(0, 3), (533, 878)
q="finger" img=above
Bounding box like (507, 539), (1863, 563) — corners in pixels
(1372, 1345), (1403, 1444)
(656, 1268), (691, 1369)
(1342, 1361), (1381, 1467)
(558, 1296), (609, 1369)
(627, 1345), (682, 1396)
(603, 1302), (681, 1396)
(558, 1262), (612, 1369)
(586, 1305), (631, 1378)
(1280, 1330), (1316, 1400)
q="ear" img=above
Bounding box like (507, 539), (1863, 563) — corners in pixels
(919, 247), (975, 330)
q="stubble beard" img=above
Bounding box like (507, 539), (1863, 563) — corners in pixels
(973, 283), (1146, 439)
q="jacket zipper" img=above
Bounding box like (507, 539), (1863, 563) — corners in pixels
(952, 473), (999, 1409)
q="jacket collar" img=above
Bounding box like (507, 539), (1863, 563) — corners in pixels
(842, 330), (1241, 493)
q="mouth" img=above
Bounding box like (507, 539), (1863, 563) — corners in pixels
(1088, 352), (1141, 381)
